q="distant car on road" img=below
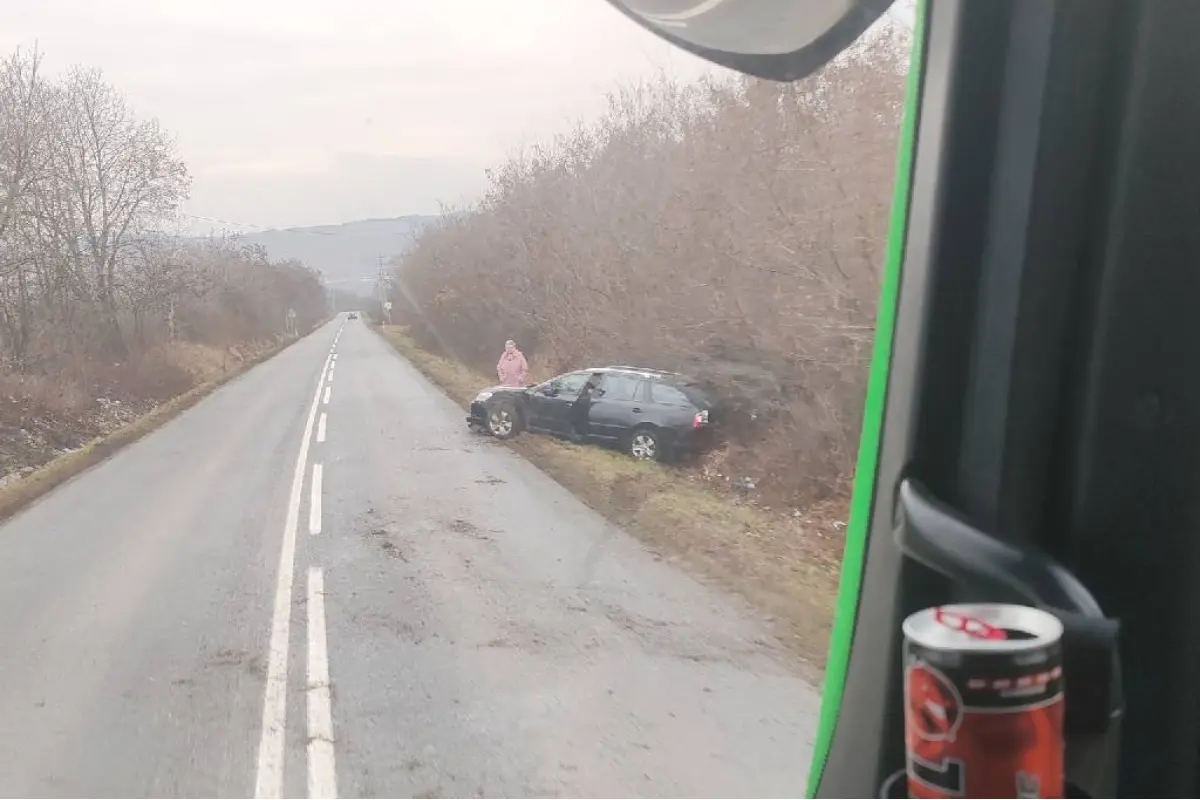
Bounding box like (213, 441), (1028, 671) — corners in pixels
(467, 366), (715, 462)
(347, 312), (358, 320)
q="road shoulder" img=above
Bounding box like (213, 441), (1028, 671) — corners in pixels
(372, 324), (840, 681)
(0, 324), (327, 527)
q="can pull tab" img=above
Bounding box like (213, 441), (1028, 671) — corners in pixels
(934, 607), (1008, 640)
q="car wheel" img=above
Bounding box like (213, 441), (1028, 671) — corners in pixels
(626, 426), (663, 462)
(487, 401), (520, 440)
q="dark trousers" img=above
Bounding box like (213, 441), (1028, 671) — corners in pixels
(570, 400), (591, 439)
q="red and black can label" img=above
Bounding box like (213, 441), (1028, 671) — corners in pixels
(903, 604), (1064, 799)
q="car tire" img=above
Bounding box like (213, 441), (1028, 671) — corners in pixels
(626, 425), (664, 462)
(486, 401), (521, 440)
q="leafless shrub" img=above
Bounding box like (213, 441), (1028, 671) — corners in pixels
(0, 48), (327, 440)
(392, 23), (909, 507)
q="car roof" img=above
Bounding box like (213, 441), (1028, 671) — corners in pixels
(578, 366), (689, 381)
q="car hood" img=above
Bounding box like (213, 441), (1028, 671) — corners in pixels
(476, 385), (530, 396)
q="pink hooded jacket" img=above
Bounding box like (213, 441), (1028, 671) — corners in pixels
(497, 344), (529, 387)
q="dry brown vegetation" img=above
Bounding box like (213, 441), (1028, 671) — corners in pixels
(0, 49), (327, 480)
(388, 25), (908, 512)
(382, 25), (910, 666)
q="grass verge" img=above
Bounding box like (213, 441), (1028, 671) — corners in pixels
(376, 324), (841, 679)
(0, 330), (316, 526)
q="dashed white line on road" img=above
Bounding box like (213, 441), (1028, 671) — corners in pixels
(323, 385), (331, 405)
(317, 413), (327, 443)
(254, 353), (331, 799)
(309, 463), (323, 536)
(307, 567), (338, 799)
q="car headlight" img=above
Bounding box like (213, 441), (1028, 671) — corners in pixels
(475, 390), (494, 403)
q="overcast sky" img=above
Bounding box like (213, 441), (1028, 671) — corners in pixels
(1, 0), (718, 232)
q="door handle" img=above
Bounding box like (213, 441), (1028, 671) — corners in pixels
(632, 407), (642, 413)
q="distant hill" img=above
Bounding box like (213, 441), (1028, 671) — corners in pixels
(236, 215), (436, 295)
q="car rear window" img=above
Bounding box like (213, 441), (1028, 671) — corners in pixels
(652, 381), (709, 408)
(679, 384), (713, 408)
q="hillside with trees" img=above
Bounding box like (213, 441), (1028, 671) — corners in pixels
(0, 49), (327, 478)
(237, 215), (436, 296)
(388, 24), (908, 512)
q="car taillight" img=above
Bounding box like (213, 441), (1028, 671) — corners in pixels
(693, 409), (709, 428)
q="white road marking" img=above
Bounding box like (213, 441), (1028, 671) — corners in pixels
(254, 353), (331, 799)
(332, 353), (337, 361)
(307, 567), (337, 799)
(323, 385), (331, 405)
(309, 463), (323, 536)
(328, 363), (335, 378)
(317, 413), (327, 443)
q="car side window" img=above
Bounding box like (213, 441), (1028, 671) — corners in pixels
(650, 382), (690, 407)
(546, 371), (591, 396)
(598, 373), (644, 402)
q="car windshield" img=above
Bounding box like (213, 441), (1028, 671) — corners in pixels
(0, 3), (912, 797)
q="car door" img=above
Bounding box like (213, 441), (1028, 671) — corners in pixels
(588, 372), (648, 441)
(527, 371), (592, 434)
(611, 0), (1200, 797)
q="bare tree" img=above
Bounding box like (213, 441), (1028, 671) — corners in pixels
(391, 21), (910, 506)
(33, 67), (189, 353)
(0, 49), (50, 242)
(0, 46), (328, 453)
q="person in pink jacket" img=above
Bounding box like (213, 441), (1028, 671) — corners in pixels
(497, 339), (529, 387)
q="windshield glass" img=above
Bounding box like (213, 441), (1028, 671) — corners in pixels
(0, 2), (911, 796)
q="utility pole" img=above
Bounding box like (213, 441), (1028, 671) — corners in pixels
(377, 255), (393, 324)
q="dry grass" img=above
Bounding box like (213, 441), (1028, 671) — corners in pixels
(377, 324), (842, 676)
(0, 333), (310, 526)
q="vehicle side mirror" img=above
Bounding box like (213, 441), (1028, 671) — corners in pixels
(605, 0), (895, 82)
(539, 385), (558, 397)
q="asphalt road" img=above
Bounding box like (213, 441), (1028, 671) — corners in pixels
(0, 316), (821, 798)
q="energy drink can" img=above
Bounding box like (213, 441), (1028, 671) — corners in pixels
(902, 603), (1064, 799)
